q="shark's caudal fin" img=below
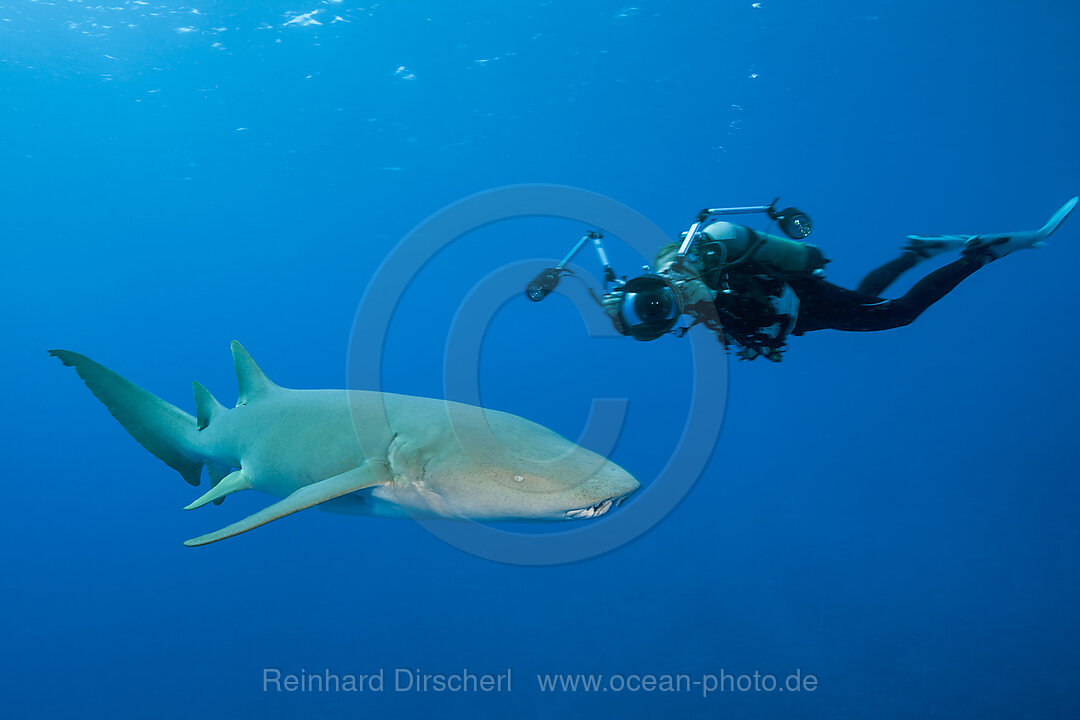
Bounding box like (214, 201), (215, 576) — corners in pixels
(49, 349), (205, 486)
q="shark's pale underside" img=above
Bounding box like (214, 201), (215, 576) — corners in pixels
(51, 342), (639, 546)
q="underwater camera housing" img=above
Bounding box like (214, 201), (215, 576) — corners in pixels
(524, 198), (811, 341)
(616, 274), (683, 341)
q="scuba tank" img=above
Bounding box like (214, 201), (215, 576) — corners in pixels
(686, 221), (823, 362)
(698, 221), (828, 275)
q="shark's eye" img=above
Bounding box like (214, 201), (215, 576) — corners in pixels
(514, 474), (525, 482)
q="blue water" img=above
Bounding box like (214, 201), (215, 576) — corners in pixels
(4, 1), (1079, 717)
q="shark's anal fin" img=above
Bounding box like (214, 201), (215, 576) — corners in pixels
(183, 463), (391, 547)
(184, 469), (252, 510)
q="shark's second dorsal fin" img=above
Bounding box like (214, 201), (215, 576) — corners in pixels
(192, 381), (226, 430)
(230, 341), (280, 405)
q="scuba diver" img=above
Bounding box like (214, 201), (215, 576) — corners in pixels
(526, 197), (1078, 361)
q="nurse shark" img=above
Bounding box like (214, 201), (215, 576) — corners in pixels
(51, 342), (638, 546)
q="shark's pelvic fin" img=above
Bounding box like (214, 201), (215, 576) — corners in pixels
(184, 469), (253, 510)
(49, 349), (204, 486)
(192, 381), (226, 431)
(184, 463), (391, 546)
(205, 462), (233, 505)
(230, 341), (280, 406)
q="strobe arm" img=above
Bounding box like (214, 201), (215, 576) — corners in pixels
(525, 231), (614, 302)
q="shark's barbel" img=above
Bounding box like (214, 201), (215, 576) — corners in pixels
(50, 342), (639, 546)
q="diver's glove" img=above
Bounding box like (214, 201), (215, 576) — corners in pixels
(656, 256), (715, 306)
(601, 291), (623, 319)
(909, 197), (1078, 262)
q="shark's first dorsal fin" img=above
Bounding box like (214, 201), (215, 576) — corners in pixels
(192, 381), (226, 430)
(230, 341), (280, 405)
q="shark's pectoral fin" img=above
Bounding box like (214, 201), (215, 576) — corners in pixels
(184, 469), (253, 510)
(183, 463), (391, 547)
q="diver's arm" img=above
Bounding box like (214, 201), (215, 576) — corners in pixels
(657, 256), (716, 306)
(600, 290), (630, 335)
(602, 260), (715, 316)
(601, 291), (622, 319)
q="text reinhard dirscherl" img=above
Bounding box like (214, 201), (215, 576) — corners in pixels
(262, 667), (819, 698)
(263, 667), (512, 694)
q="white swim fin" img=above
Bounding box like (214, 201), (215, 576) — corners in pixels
(965, 197), (1078, 259)
(903, 234), (969, 259)
(905, 198), (1077, 261)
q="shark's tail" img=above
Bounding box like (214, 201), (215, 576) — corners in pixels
(49, 349), (205, 486)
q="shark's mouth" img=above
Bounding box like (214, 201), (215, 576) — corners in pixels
(564, 493), (632, 520)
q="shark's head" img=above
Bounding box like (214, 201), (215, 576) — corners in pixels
(386, 402), (640, 522)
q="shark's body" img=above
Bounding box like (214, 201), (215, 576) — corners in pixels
(51, 342), (639, 546)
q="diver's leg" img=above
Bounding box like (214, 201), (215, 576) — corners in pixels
(789, 277), (881, 334)
(854, 251), (921, 296)
(794, 253), (991, 333)
(846, 254), (991, 331)
(855, 233), (975, 297)
(879, 253), (992, 327)
(802, 198), (1078, 333)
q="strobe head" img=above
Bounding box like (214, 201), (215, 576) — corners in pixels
(617, 274), (683, 341)
(769, 205), (813, 239)
(525, 267), (563, 302)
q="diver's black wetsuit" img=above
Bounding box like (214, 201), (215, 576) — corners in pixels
(786, 250), (992, 334)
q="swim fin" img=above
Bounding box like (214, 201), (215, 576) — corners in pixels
(905, 197), (1078, 261)
(964, 197), (1078, 260)
(903, 235), (969, 259)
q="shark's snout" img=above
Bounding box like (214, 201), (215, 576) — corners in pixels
(564, 491), (634, 520)
(559, 462), (640, 520)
